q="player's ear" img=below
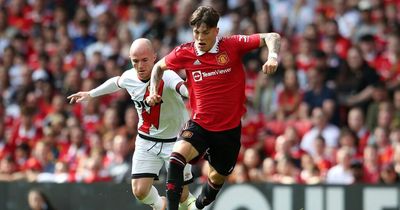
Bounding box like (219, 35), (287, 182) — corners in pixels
(215, 27), (219, 35)
(153, 53), (157, 62)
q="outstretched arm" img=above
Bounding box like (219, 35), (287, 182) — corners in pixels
(67, 76), (121, 103)
(258, 33), (281, 75)
(147, 57), (168, 106)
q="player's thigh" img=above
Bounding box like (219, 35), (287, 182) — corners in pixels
(178, 120), (209, 161)
(173, 140), (200, 162)
(131, 138), (165, 179)
(208, 125), (241, 176)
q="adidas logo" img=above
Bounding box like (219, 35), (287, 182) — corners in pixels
(193, 59), (201, 65)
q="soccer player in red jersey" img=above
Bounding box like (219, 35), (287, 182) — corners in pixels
(146, 6), (281, 210)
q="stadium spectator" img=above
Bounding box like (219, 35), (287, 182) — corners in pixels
(276, 69), (303, 121)
(335, 46), (380, 109)
(274, 155), (301, 184)
(24, 140), (55, 173)
(72, 19), (96, 52)
(73, 150), (111, 183)
(347, 107), (370, 152)
(322, 19), (351, 59)
(301, 107), (340, 156)
(379, 163), (400, 184)
(320, 36), (345, 81)
(286, 0), (315, 36)
(368, 126), (393, 166)
(303, 67), (338, 125)
(27, 189), (57, 210)
(357, 34), (379, 65)
(353, 0), (377, 42)
(312, 135), (333, 176)
(300, 153), (323, 184)
(104, 134), (131, 183)
(32, 161), (70, 183)
(337, 127), (362, 160)
(242, 148), (262, 182)
(253, 71), (276, 117)
(0, 155), (18, 181)
(0, 8), (17, 57)
(229, 163), (249, 184)
(374, 33), (400, 89)
(326, 147), (354, 184)
(117, 106), (138, 145)
(85, 25), (113, 60)
(259, 157), (277, 183)
(362, 145), (380, 183)
(365, 84), (390, 131)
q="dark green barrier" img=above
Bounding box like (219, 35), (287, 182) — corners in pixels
(0, 181), (147, 210)
(1, 182), (400, 210)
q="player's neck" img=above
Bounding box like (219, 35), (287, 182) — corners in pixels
(140, 78), (150, 83)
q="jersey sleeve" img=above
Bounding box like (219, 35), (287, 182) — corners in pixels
(227, 34), (260, 54)
(117, 70), (131, 89)
(165, 45), (185, 71)
(163, 70), (185, 91)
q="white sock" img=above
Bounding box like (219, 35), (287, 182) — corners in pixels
(179, 193), (195, 210)
(140, 186), (163, 210)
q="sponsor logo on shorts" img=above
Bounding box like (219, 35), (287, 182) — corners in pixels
(181, 130), (193, 138)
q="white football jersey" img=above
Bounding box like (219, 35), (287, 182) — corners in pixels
(118, 69), (189, 139)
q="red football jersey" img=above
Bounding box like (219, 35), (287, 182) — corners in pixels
(165, 35), (260, 131)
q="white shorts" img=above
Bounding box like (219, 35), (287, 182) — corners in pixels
(131, 136), (193, 183)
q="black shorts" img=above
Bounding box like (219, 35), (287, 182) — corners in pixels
(179, 120), (241, 176)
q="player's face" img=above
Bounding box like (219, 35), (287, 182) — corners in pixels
(130, 50), (156, 80)
(193, 23), (219, 52)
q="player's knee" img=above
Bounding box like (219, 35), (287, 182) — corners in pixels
(131, 184), (150, 200)
(209, 169), (226, 185)
(172, 140), (198, 162)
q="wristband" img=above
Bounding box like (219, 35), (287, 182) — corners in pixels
(268, 52), (278, 59)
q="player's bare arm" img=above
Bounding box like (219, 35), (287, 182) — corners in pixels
(147, 58), (168, 106)
(259, 32), (281, 75)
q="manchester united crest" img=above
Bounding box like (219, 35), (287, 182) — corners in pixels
(181, 130), (193, 139)
(216, 52), (229, 65)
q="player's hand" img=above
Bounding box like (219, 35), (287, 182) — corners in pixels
(146, 94), (162, 106)
(262, 57), (278, 75)
(67, 91), (91, 103)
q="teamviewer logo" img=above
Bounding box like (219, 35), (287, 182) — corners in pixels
(192, 71), (203, 82)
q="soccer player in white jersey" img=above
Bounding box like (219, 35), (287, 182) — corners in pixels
(67, 38), (194, 210)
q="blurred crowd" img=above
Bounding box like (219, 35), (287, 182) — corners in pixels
(1, 0), (400, 185)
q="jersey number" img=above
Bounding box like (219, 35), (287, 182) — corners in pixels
(139, 81), (164, 134)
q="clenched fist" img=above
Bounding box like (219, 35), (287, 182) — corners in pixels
(145, 94), (162, 106)
(262, 57), (278, 75)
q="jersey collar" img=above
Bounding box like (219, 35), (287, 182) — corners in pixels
(194, 36), (221, 56)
